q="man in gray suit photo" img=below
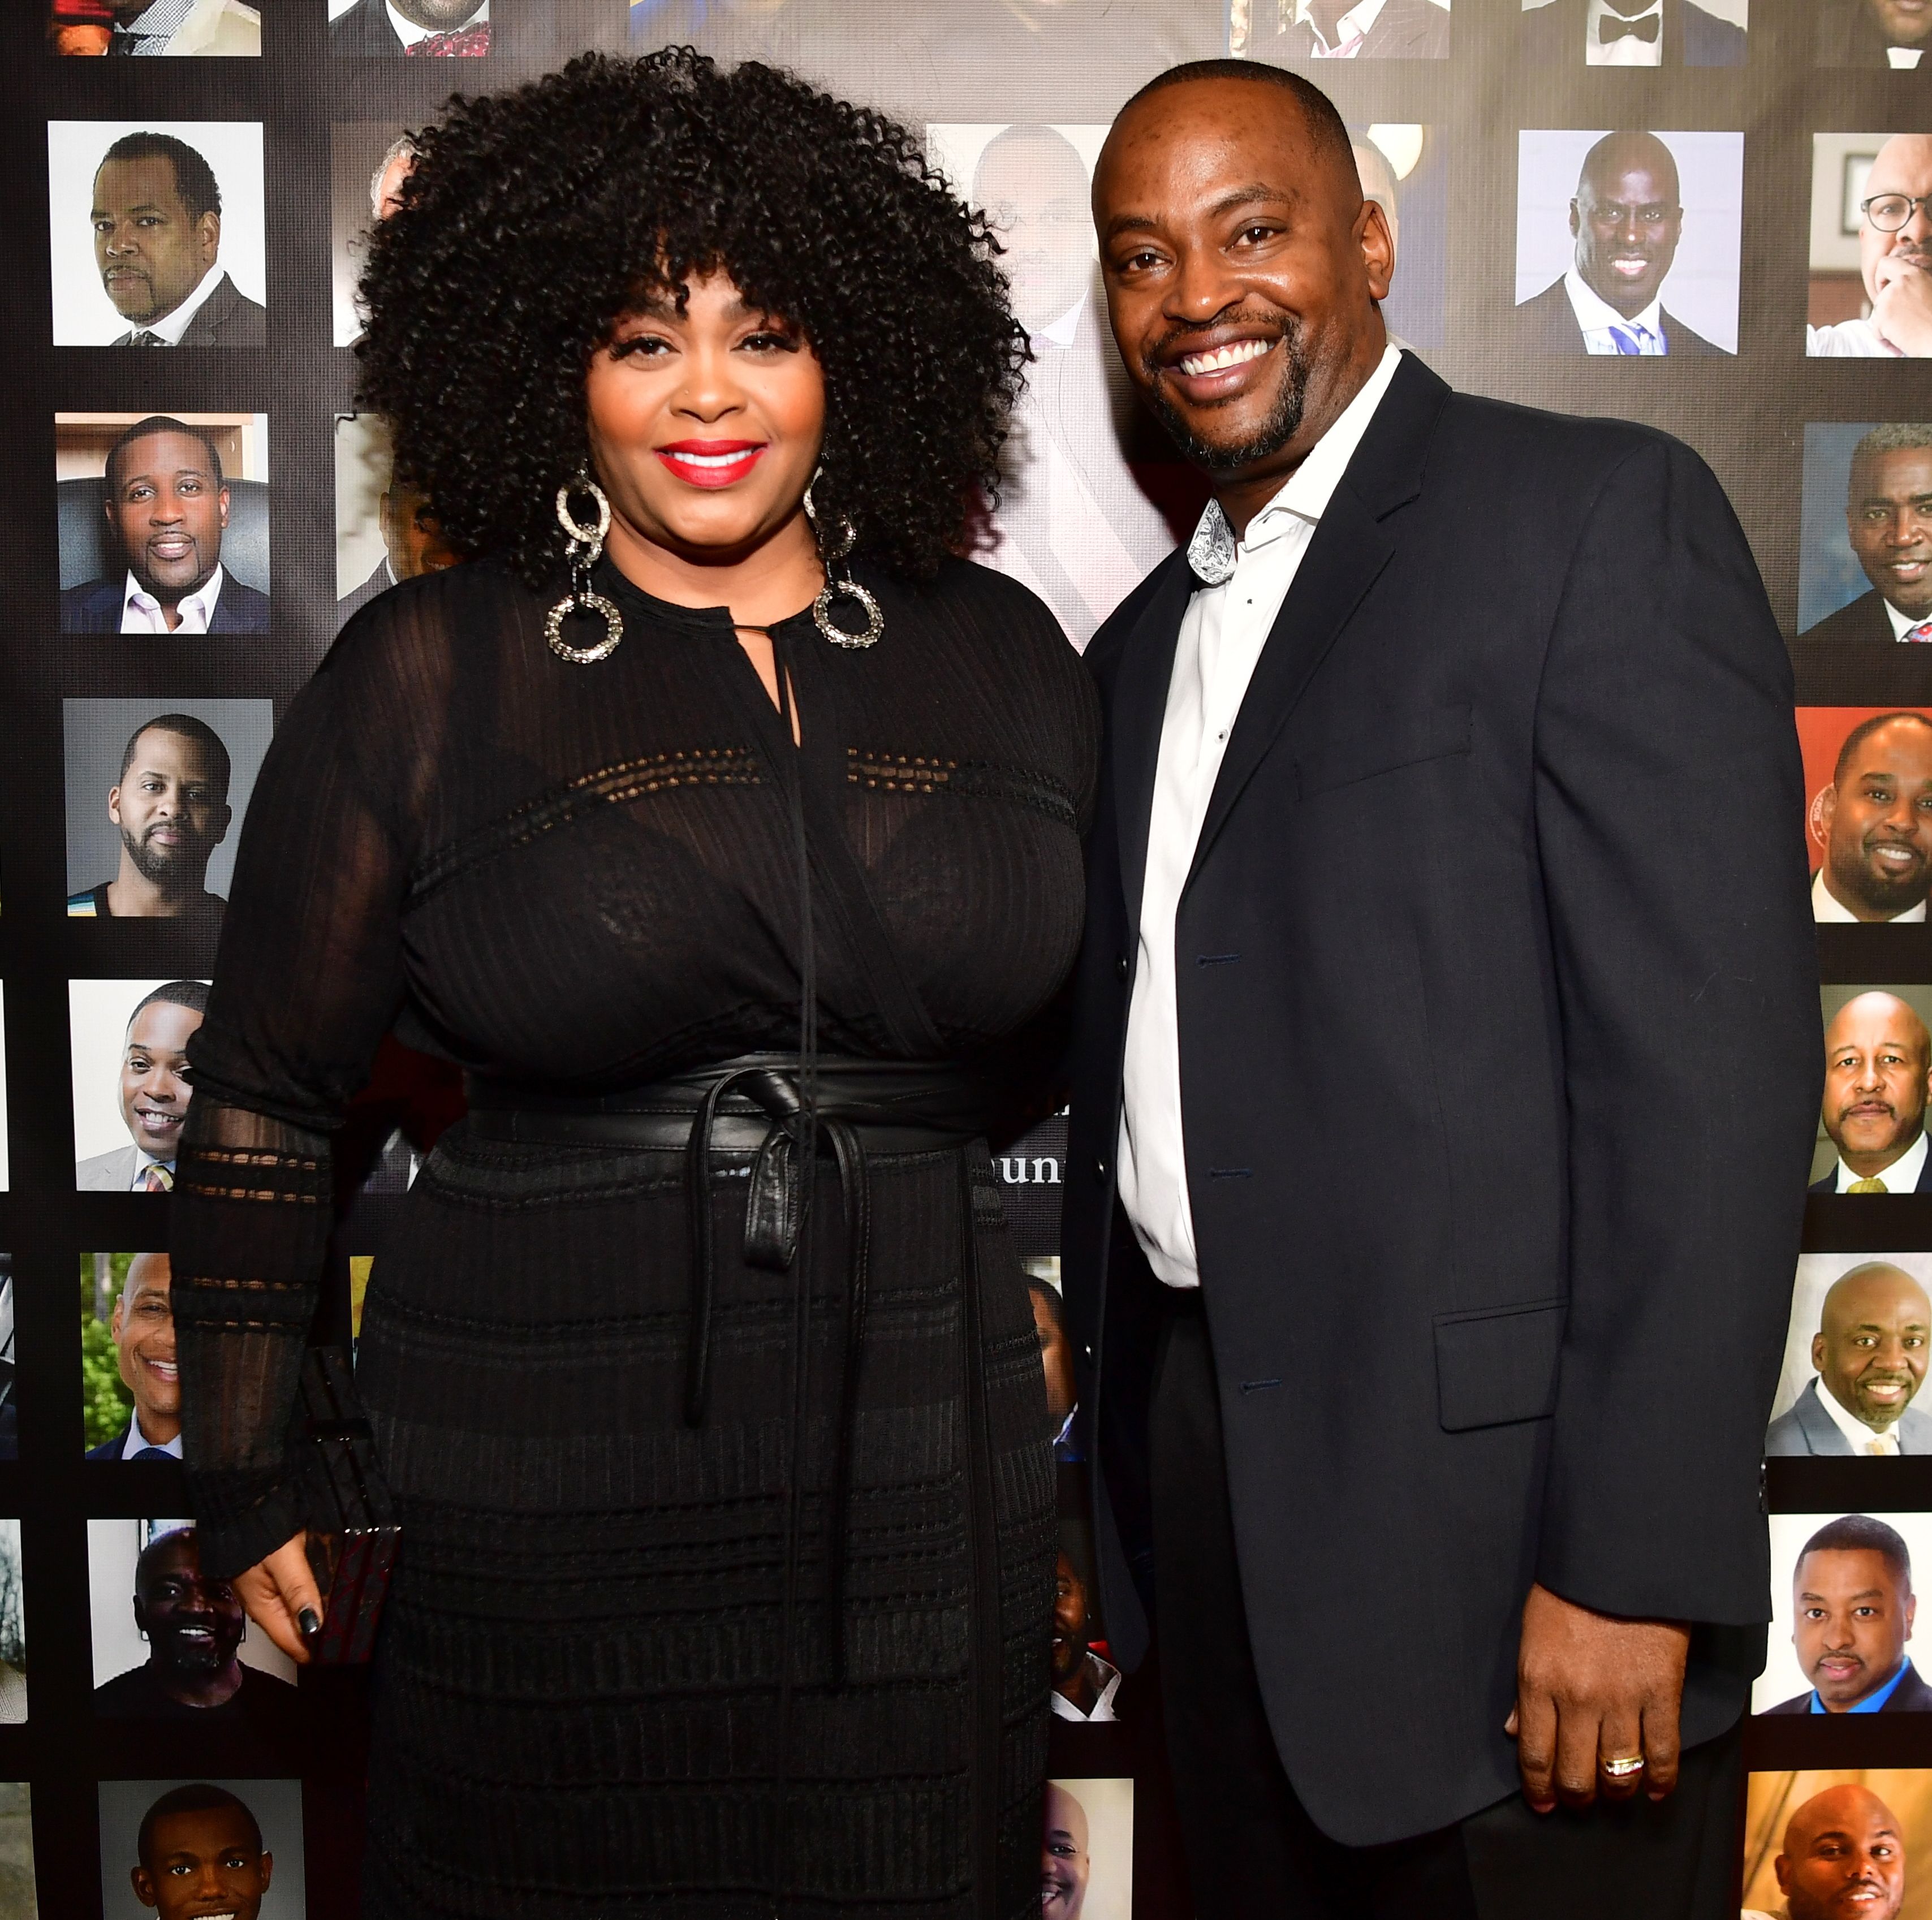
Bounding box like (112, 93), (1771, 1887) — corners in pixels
(75, 981), (208, 1192)
(1770, 1263), (1932, 1455)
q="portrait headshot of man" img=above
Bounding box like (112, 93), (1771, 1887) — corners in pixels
(1808, 713), (1932, 920)
(1763, 1516), (1932, 1714)
(59, 418), (269, 636)
(1042, 1781), (1090, 1920)
(1770, 1262), (1932, 1455)
(1512, 129), (1736, 353)
(1818, 0), (1932, 66)
(67, 715), (232, 922)
(47, 0), (260, 52)
(1814, 990), (1932, 1192)
(1029, 1278), (1079, 1457)
(1520, 0), (1745, 63)
(329, 0), (492, 56)
(74, 981), (209, 1192)
(85, 1254), (179, 1461)
(1764, 1784), (1907, 1920)
(1051, 1550), (1121, 1722)
(331, 126), (418, 344)
(334, 413), (459, 629)
(126, 1783), (275, 1920)
(1809, 135), (1932, 357)
(1347, 126), (1447, 350)
(1800, 427), (1932, 642)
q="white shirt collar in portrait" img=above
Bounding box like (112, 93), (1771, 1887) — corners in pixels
(1832, 1126), (1931, 1194)
(135, 259), (227, 346)
(122, 562), (225, 636)
(1813, 1370), (1905, 1455)
(384, 0), (488, 42)
(1033, 295), (1086, 354)
(1808, 316), (1903, 358)
(1563, 266), (1666, 353)
(1891, 42), (1926, 62)
(1295, 0), (1388, 54)
(1584, 0), (1663, 64)
(129, 1150), (176, 1192)
(1049, 1653), (1122, 1721)
(1883, 597), (1932, 642)
(1812, 866), (1930, 923)
(120, 1407), (184, 1461)
(1118, 342), (1404, 1289)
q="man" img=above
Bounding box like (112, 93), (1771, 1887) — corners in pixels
(130, 1782), (274, 1920)
(91, 133), (266, 347)
(1763, 1516), (1932, 1712)
(1041, 1781), (1090, 1920)
(1512, 130), (1726, 353)
(1812, 714), (1932, 920)
(87, 1253), (180, 1461)
(68, 715), (233, 921)
(1812, 993), (1932, 1193)
(54, 0), (259, 51)
(1520, 0), (1745, 64)
(968, 124), (1176, 648)
(61, 420), (268, 636)
(1275, 0), (1450, 58)
(330, 0), (491, 55)
(96, 1527), (298, 1718)
(1067, 61), (1817, 1914)
(371, 131), (417, 219)
(1810, 135), (1932, 356)
(1051, 1550), (1122, 1722)
(1805, 428), (1932, 642)
(1770, 1263), (1932, 1455)
(1818, 0), (1932, 66)
(338, 473), (458, 627)
(1773, 1784), (1908, 1920)
(76, 981), (209, 1192)
(1030, 1278), (1080, 1455)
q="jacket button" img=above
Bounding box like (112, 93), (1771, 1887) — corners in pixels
(1093, 1159), (1107, 1184)
(1115, 955), (1129, 981)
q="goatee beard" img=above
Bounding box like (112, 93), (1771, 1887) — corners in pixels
(1832, 842), (1931, 918)
(123, 823), (199, 891)
(1143, 325), (1313, 475)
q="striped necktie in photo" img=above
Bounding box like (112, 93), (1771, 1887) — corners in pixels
(140, 1164), (173, 1193)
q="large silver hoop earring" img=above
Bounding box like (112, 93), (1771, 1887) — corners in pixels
(545, 473), (625, 665)
(803, 471), (883, 650)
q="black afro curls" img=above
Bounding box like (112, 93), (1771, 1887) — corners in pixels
(355, 47), (1030, 588)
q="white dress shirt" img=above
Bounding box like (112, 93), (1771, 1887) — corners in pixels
(1563, 266), (1666, 353)
(1585, 0), (1663, 64)
(1891, 43), (1926, 63)
(1812, 868), (1929, 923)
(122, 563), (225, 635)
(133, 260), (227, 346)
(384, 0), (487, 41)
(1808, 316), (1901, 358)
(1118, 343), (1404, 1289)
(1884, 598), (1932, 641)
(1295, 0), (1388, 53)
(1050, 1652), (1123, 1721)
(119, 1408), (184, 1460)
(1813, 1374), (1903, 1455)
(1828, 1128), (1930, 1193)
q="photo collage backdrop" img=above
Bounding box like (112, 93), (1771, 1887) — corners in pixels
(5, 0), (1931, 1910)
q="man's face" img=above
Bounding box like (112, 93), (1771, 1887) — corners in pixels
(374, 150), (415, 221)
(132, 1806), (271, 1920)
(1848, 449), (1932, 619)
(1861, 137), (1932, 305)
(110, 726), (231, 897)
(92, 157), (218, 326)
(1823, 717), (1932, 917)
(1868, 0), (1932, 45)
(1030, 1287), (1076, 1426)
(105, 432), (228, 607)
(1816, 1265), (1932, 1431)
(1041, 1785), (1090, 1920)
(1823, 994), (1932, 1167)
(379, 484), (459, 583)
(1794, 1548), (1916, 1708)
(1092, 77), (1391, 485)
(973, 130), (1095, 336)
(118, 999), (202, 1162)
(109, 1253), (178, 1438)
(1051, 1551), (1090, 1688)
(134, 1532), (245, 1687)
(1778, 1786), (1907, 1920)
(1570, 141), (1683, 320)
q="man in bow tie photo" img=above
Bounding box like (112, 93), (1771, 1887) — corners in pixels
(1520, 0), (1745, 64)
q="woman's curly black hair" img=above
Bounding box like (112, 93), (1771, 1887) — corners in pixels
(356, 48), (1028, 587)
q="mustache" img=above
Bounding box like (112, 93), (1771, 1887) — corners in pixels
(1139, 309), (1296, 378)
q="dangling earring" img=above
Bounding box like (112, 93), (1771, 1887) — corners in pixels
(804, 471), (883, 650)
(544, 472), (624, 665)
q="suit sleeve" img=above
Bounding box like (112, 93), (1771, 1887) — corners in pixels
(1530, 434), (1819, 1624)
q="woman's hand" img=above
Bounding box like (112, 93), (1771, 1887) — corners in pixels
(231, 1532), (323, 1664)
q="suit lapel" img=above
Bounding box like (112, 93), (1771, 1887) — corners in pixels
(1109, 556), (1194, 931)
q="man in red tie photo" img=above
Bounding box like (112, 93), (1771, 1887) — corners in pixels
(1803, 427), (1932, 642)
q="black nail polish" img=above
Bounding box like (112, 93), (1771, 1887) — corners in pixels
(298, 1606), (321, 1638)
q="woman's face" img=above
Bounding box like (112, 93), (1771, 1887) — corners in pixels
(584, 269), (826, 566)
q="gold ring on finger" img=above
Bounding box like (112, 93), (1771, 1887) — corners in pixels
(1600, 1754), (1645, 1779)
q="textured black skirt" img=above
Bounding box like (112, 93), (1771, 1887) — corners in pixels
(352, 1121), (1056, 1919)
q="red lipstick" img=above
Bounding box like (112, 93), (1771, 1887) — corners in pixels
(656, 439), (767, 489)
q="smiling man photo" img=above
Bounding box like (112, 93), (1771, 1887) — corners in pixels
(1805, 427), (1932, 641)
(1767, 1784), (1908, 1920)
(1769, 1263), (1932, 1455)
(128, 1782), (275, 1920)
(1812, 713), (1932, 921)
(76, 981), (209, 1193)
(87, 1253), (182, 1461)
(1063, 59), (1817, 1917)
(68, 715), (233, 922)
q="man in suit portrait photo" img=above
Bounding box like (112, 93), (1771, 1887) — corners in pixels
(1814, 992), (1932, 1193)
(1511, 130), (1727, 354)
(1068, 58), (1815, 1918)
(76, 981), (208, 1192)
(1812, 713), (1932, 920)
(1809, 135), (1932, 357)
(128, 1783), (275, 1920)
(1273, 0), (1450, 59)
(1520, 0), (1744, 64)
(1769, 1263), (1932, 1454)
(1051, 1549), (1122, 1722)
(1818, 0), (1932, 67)
(85, 1253), (179, 1462)
(1765, 1516), (1932, 1713)
(90, 132), (265, 346)
(61, 418), (268, 636)
(48, 0), (258, 53)
(1804, 427), (1932, 640)
(338, 472), (457, 628)
(329, 0), (491, 55)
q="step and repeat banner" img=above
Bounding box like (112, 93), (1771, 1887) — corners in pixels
(3, 0), (1932, 1913)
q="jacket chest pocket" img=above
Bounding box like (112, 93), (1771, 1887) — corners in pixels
(1295, 702), (1472, 799)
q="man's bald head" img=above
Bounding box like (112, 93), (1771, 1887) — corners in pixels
(1569, 130), (1685, 321)
(1104, 60), (1357, 185)
(1817, 1262), (1932, 1430)
(1778, 1783), (1906, 1920)
(1042, 1781), (1091, 1920)
(1861, 134), (1932, 307)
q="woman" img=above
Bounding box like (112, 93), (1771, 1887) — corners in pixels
(169, 49), (1099, 1920)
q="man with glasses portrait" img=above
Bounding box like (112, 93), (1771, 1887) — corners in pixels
(1812, 135), (1932, 357)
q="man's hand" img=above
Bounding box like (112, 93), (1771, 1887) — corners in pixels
(1871, 258), (1932, 356)
(1504, 1581), (1690, 1813)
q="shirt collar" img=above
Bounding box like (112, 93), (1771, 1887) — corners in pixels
(1813, 1371), (1907, 1453)
(1811, 866), (1930, 923)
(1562, 264), (1664, 341)
(384, 0), (487, 42)
(1184, 340), (1405, 586)
(1295, 0), (1388, 49)
(1835, 1126), (1931, 1193)
(1884, 597), (1932, 640)
(124, 1406), (183, 1459)
(1812, 1657), (1913, 1711)
(123, 562), (225, 632)
(140, 260), (226, 346)
(1035, 295), (1086, 352)
(1585, 0), (1662, 19)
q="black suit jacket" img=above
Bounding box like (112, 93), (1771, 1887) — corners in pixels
(329, 0), (406, 51)
(110, 272), (266, 348)
(59, 575), (269, 635)
(1522, 0), (1746, 63)
(1062, 353), (1820, 1845)
(1508, 277), (1728, 356)
(1802, 585), (1902, 644)
(1278, 0), (1450, 56)
(1765, 1658), (1932, 1713)
(83, 1423), (130, 1463)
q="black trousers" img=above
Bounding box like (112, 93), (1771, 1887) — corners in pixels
(1148, 1292), (1743, 1920)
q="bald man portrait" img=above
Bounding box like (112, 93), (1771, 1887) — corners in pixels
(1812, 714), (1932, 920)
(1763, 1515), (1932, 1712)
(1064, 58), (1816, 1920)
(1042, 1782), (1090, 1920)
(1813, 993), (1932, 1193)
(1511, 131), (1726, 355)
(1810, 135), (1932, 357)
(1803, 428), (1932, 642)
(1770, 1264), (1932, 1455)
(1761, 1784), (1907, 1920)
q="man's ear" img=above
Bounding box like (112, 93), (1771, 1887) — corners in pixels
(1358, 199), (1395, 305)
(131, 1865), (159, 1909)
(197, 209), (221, 268)
(217, 485), (231, 530)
